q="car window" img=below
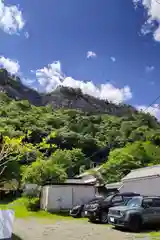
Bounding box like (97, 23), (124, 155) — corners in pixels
(123, 196), (134, 205)
(104, 195), (114, 202)
(142, 198), (153, 208)
(127, 197), (142, 207)
(112, 195), (123, 203)
(152, 198), (160, 207)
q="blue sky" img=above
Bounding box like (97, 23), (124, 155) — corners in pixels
(0, 0), (160, 118)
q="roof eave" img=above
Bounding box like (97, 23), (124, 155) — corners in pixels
(122, 174), (160, 182)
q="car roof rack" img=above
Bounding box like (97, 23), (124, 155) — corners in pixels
(143, 195), (160, 198)
(117, 192), (140, 196)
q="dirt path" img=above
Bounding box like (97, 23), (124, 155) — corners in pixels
(12, 218), (150, 240)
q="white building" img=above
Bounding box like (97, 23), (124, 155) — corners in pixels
(41, 179), (96, 212)
(119, 165), (160, 195)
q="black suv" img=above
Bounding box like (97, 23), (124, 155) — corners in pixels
(108, 195), (160, 232)
(70, 196), (104, 218)
(86, 192), (140, 223)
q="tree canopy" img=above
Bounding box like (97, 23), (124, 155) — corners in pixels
(0, 70), (160, 186)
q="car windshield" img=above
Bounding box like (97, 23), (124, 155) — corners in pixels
(104, 194), (114, 202)
(126, 197), (142, 207)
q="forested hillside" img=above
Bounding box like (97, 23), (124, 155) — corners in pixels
(0, 68), (160, 188)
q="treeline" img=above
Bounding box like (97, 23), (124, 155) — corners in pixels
(0, 69), (159, 187)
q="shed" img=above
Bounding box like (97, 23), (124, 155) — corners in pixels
(40, 179), (96, 212)
(119, 165), (160, 195)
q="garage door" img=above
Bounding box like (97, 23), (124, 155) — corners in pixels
(48, 186), (73, 210)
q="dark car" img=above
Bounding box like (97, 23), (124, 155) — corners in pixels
(108, 195), (160, 232)
(70, 195), (104, 218)
(86, 192), (140, 224)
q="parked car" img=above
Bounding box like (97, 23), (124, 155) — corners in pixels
(86, 192), (140, 224)
(70, 195), (104, 218)
(108, 195), (160, 232)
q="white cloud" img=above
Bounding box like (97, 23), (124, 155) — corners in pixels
(110, 56), (116, 62)
(62, 78), (132, 104)
(136, 104), (160, 119)
(0, 56), (20, 74)
(0, 0), (25, 35)
(145, 65), (155, 72)
(24, 31), (29, 39)
(33, 61), (63, 93)
(86, 51), (97, 59)
(33, 61), (132, 104)
(133, 0), (160, 41)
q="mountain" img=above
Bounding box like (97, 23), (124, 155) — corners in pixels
(0, 68), (141, 118)
(42, 86), (139, 117)
(0, 69), (42, 106)
(1, 69), (160, 185)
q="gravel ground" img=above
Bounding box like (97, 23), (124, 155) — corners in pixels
(12, 218), (150, 240)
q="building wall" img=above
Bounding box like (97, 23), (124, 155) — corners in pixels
(48, 185), (72, 211)
(72, 185), (95, 205)
(41, 185), (95, 212)
(120, 176), (160, 195)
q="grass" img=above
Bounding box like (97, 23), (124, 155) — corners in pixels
(0, 197), (73, 220)
(149, 231), (160, 239)
(134, 229), (160, 239)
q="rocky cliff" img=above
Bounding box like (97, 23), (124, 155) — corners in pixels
(0, 68), (139, 117)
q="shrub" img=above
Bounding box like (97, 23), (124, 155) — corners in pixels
(25, 197), (40, 211)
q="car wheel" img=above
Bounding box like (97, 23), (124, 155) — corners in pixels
(100, 212), (108, 224)
(129, 216), (142, 232)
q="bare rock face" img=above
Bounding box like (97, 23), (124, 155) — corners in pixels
(42, 86), (137, 117)
(0, 69), (42, 106)
(0, 68), (138, 117)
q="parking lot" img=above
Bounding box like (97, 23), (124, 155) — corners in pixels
(12, 218), (158, 240)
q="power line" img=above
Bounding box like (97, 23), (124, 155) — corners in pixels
(142, 94), (160, 114)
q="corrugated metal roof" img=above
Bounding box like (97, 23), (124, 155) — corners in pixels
(65, 179), (85, 184)
(84, 177), (97, 184)
(105, 182), (123, 189)
(65, 178), (96, 185)
(122, 165), (160, 181)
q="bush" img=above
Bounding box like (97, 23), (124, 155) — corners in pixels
(25, 197), (40, 211)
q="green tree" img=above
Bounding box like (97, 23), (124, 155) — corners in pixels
(22, 159), (67, 185)
(49, 148), (85, 177)
(0, 136), (22, 175)
(102, 141), (160, 183)
(0, 135), (42, 187)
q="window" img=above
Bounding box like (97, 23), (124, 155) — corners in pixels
(123, 196), (135, 205)
(152, 198), (160, 207)
(104, 195), (113, 202)
(127, 197), (142, 207)
(112, 195), (123, 203)
(142, 198), (153, 208)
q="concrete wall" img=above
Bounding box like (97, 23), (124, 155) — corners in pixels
(41, 185), (95, 212)
(120, 176), (160, 195)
